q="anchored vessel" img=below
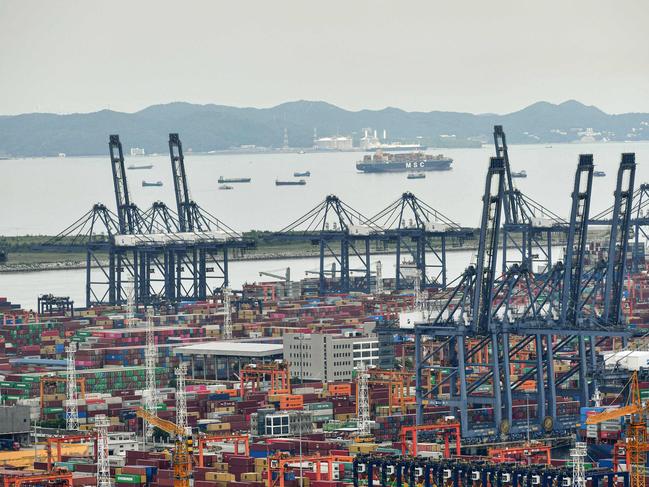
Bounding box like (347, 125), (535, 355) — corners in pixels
(128, 164), (153, 170)
(141, 180), (162, 187)
(511, 170), (527, 178)
(276, 179), (306, 186)
(407, 172), (426, 179)
(219, 184), (234, 190)
(356, 150), (452, 173)
(218, 176), (251, 183)
(293, 171), (311, 177)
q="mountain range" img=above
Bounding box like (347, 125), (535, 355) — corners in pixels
(1, 100), (648, 157)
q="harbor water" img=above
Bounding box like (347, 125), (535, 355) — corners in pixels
(1, 141), (649, 309)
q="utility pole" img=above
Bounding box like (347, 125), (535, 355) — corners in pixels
(65, 343), (79, 431)
(222, 288), (232, 340)
(144, 308), (157, 442)
(357, 364), (370, 437)
(96, 414), (111, 487)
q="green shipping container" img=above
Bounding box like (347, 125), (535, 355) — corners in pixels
(43, 407), (65, 414)
(115, 473), (144, 483)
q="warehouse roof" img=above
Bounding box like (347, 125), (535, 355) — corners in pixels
(174, 341), (284, 358)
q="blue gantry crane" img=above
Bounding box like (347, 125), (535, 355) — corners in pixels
(494, 126), (567, 274)
(165, 133), (251, 301)
(43, 133), (250, 307)
(369, 192), (471, 290)
(413, 152), (636, 438)
(277, 195), (384, 294)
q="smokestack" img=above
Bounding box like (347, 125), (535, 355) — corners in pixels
(373, 129), (377, 139)
(383, 129), (387, 140)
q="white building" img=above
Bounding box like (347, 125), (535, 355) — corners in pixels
(284, 332), (379, 381)
(314, 136), (353, 151)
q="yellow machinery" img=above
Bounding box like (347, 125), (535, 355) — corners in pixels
(586, 372), (649, 487)
(136, 409), (192, 487)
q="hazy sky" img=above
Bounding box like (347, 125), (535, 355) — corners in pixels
(1, 0), (648, 116)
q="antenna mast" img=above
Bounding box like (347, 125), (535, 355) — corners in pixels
(144, 308), (158, 441)
(96, 414), (111, 487)
(65, 343), (79, 431)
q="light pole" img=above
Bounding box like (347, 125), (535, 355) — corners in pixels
(298, 333), (304, 487)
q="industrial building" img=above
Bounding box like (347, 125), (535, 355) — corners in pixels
(313, 135), (353, 150)
(284, 332), (379, 381)
(175, 341), (284, 380)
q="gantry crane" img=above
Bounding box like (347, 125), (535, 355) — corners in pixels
(400, 421), (461, 457)
(2, 470), (73, 487)
(267, 453), (354, 487)
(196, 433), (250, 467)
(136, 409), (192, 487)
(239, 361), (291, 398)
(586, 371), (649, 487)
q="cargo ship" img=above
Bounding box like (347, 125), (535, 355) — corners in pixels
(294, 171), (311, 177)
(276, 179), (306, 186)
(511, 170), (527, 178)
(128, 164), (153, 170)
(364, 142), (427, 152)
(218, 176), (251, 183)
(356, 151), (452, 173)
(141, 180), (163, 187)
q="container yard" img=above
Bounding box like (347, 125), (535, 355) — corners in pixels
(4, 0), (649, 482)
(1, 122), (649, 487)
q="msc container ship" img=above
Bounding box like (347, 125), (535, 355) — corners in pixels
(356, 150), (452, 173)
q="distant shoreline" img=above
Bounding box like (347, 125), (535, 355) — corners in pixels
(3, 139), (647, 160)
(0, 240), (578, 275)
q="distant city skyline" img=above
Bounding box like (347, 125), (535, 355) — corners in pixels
(1, 0), (648, 116)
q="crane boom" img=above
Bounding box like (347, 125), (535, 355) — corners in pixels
(603, 153), (636, 323)
(169, 133), (193, 232)
(471, 156), (505, 333)
(560, 155), (594, 323)
(493, 125), (519, 224)
(109, 135), (142, 234)
(135, 409), (185, 437)
(585, 404), (643, 424)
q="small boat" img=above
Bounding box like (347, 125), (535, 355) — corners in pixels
(218, 176), (251, 183)
(142, 180), (163, 187)
(293, 171), (311, 177)
(219, 185), (234, 190)
(276, 179), (306, 186)
(594, 170), (606, 177)
(511, 170), (527, 178)
(129, 164), (153, 170)
(407, 172), (426, 180)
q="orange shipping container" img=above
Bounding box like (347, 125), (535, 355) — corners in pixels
(328, 383), (352, 396)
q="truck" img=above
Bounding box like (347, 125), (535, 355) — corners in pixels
(0, 438), (20, 451)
